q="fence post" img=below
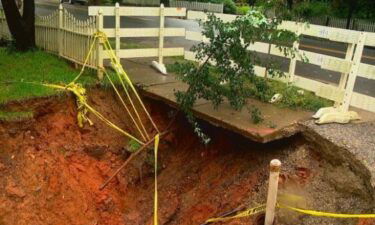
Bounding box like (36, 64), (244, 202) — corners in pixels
(158, 4), (165, 66)
(151, 4), (167, 74)
(340, 32), (366, 112)
(96, 8), (104, 80)
(288, 24), (301, 83)
(335, 42), (355, 107)
(115, 2), (120, 59)
(58, 4), (63, 57)
(264, 159), (281, 225)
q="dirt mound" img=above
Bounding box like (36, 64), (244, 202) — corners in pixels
(0, 89), (373, 225)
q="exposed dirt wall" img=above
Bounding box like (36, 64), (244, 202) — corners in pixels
(0, 89), (373, 225)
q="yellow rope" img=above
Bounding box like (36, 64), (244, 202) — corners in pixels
(99, 34), (160, 133)
(278, 203), (375, 219)
(71, 35), (98, 84)
(41, 83), (145, 145)
(105, 63), (151, 141)
(103, 69), (148, 142)
(153, 134), (160, 225)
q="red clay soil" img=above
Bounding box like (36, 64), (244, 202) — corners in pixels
(0, 89), (373, 225)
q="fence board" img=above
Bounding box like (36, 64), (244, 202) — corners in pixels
(103, 27), (185, 37)
(104, 47), (184, 59)
(89, 6), (186, 17)
(358, 63), (375, 80)
(350, 92), (375, 113)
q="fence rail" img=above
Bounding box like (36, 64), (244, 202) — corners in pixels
(169, 0), (223, 13)
(185, 11), (375, 113)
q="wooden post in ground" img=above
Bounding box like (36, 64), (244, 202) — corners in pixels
(264, 159), (281, 225)
(151, 4), (167, 74)
(115, 2), (120, 59)
(288, 24), (301, 83)
(96, 8), (104, 80)
(158, 4), (165, 66)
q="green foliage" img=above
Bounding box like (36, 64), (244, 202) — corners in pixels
(236, 5), (251, 15)
(220, 0), (237, 14)
(249, 106), (263, 124)
(126, 139), (142, 153)
(292, 1), (331, 19)
(0, 47), (97, 105)
(172, 9), (302, 140)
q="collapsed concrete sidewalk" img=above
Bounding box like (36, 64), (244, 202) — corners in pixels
(122, 58), (375, 202)
(123, 58), (375, 143)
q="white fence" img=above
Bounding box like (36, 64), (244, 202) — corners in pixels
(0, 4), (186, 75)
(185, 11), (375, 113)
(122, 0), (160, 6)
(0, 10), (11, 40)
(0, 6), (98, 68)
(88, 4), (186, 77)
(169, 0), (223, 13)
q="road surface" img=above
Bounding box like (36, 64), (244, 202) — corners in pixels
(31, 1), (375, 97)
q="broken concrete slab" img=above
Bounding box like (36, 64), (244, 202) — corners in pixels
(301, 120), (375, 200)
(123, 58), (375, 144)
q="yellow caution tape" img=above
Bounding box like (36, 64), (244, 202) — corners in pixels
(154, 134), (160, 225)
(204, 202), (375, 223)
(40, 82), (145, 145)
(205, 204), (266, 223)
(278, 204), (375, 219)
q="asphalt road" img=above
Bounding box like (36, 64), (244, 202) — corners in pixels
(33, 2), (375, 97)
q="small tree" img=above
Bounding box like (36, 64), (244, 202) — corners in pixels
(172, 9), (302, 141)
(1, 0), (35, 51)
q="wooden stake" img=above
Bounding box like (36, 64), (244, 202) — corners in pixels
(264, 159), (281, 225)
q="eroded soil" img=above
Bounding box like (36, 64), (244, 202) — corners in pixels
(0, 89), (373, 225)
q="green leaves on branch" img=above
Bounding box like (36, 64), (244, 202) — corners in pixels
(173, 9), (302, 138)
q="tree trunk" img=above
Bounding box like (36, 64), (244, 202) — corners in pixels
(1, 0), (35, 51)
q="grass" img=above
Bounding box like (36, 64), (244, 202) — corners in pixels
(0, 110), (33, 122)
(0, 47), (97, 105)
(0, 46), (126, 121)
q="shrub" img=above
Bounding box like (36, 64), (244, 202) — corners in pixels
(172, 9), (301, 141)
(236, 5), (250, 15)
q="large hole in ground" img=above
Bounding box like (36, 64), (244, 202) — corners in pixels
(0, 89), (372, 225)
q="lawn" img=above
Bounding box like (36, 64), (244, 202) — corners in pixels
(0, 47), (97, 105)
(0, 47), (100, 121)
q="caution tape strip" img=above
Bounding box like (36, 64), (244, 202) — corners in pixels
(278, 204), (375, 219)
(204, 203), (375, 223)
(205, 205), (266, 223)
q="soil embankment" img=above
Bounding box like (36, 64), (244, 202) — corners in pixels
(0, 89), (373, 225)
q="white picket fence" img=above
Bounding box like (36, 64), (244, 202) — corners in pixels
(169, 0), (223, 13)
(185, 11), (375, 113)
(0, 6), (98, 68)
(309, 16), (375, 33)
(122, 0), (160, 6)
(0, 10), (11, 40)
